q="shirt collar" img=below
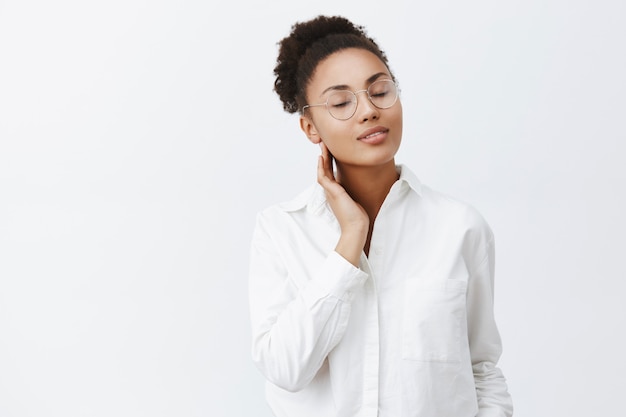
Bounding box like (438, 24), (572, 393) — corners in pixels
(396, 164), (423, 196)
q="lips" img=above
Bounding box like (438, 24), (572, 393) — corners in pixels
(357, 126), (389, 144)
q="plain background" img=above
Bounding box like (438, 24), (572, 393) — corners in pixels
(1, 0), (625, 416)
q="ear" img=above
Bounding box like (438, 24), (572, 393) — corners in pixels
(299, 115), (322, 144)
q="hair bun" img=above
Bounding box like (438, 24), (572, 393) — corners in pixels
(290, 16), (365, 59)
(274, 15), (389, 113)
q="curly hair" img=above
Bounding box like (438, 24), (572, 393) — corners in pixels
(273, 15), (393, 114)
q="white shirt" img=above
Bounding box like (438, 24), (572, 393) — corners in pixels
(248, 165), (513, 417)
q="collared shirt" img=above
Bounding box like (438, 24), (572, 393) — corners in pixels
(248, 165), (513, 417)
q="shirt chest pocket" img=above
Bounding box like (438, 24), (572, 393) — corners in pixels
(402, 278), (467, 363)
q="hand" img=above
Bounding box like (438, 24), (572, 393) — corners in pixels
(317, 142), (369, 266)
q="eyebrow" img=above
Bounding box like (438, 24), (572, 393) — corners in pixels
(320, 72), (390, 97)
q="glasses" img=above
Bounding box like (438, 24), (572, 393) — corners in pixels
(302, 79), (399, 120)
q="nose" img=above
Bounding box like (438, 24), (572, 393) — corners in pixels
(355, 90), (379, 122)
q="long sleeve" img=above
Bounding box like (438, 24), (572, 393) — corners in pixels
(250, 170), (514, 416)
(466, 236), (514, 417)
(248, 211), (368, 392)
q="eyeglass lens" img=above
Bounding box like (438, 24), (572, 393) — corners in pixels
(327, 80), (397, 120)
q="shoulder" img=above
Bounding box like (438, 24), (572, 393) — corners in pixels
(398, 164), (492, 240)
(258, 183), (317, 215)
(425, 185), (489, 226)
(254, 183), (326, 232)
(416, 184), (496, 272)
(419, 184), (494, 250)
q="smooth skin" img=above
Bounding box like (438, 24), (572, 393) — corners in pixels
(300, 48), (403, 265)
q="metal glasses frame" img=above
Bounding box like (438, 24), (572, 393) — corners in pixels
(301, 79), (399, 120)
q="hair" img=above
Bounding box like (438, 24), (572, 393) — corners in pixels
(273, 15), (393, 114)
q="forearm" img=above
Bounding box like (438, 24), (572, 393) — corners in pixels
(466, 234), (513, 415)
(334, 226), (367, 267)
(250, 240), (368, 392)
(473, 361), (513, 417)
(251, 280), (351, 392)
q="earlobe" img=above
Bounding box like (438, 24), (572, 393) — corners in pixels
(299, 115), (321, 144)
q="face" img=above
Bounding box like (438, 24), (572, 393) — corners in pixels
(300, 48), (403, 169)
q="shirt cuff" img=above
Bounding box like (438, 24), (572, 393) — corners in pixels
(311, 251), (369, 302)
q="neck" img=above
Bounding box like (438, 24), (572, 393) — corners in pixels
(335, 160), (399, 222)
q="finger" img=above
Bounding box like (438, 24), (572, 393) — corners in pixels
(318, 143), (329, 176)
(319, 142), (334, 179)
(317, 155), (332, 188)
(318, 150), (339, 189)
(319, 141), (327, 164)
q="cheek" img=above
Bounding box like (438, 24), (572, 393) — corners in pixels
(390, 106), (403, 134)
(316, 119), (347, 142)
(393, 102), (403, 122)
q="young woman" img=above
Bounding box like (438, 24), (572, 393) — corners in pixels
(249, 15), (513, 417)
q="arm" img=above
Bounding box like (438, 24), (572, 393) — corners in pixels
(248, 214), (368, 392)
(249, 142), (370, 392)
(466, 236), (514, 417)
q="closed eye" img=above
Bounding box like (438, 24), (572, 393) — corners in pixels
(331, 101), (352, 108)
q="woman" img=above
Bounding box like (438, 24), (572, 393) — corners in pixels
(249, 15), (513, 417)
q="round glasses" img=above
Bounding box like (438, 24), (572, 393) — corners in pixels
(302, 79), (399, 120)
